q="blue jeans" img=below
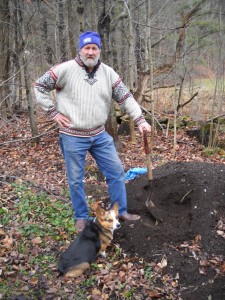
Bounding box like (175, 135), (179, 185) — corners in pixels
(59, 131), (127, 219)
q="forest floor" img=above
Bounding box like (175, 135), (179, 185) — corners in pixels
(0, 113), (225, 299)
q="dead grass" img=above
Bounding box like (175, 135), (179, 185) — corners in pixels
(150, 77), (225, 121)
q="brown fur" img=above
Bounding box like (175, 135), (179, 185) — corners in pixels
(65, 262), (90, 278)
(58, 202), (120, 278)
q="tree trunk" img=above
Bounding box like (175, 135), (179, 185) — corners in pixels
(98, 1), (111, 64)
(126, 0), (136, 143)
(67, 0), (76, 57)
(23, 54), (39, 144)
(0, 0), (10, 120)
(146, 0), (155, 146)
(77, 0), (85, 33)
(57, 0), (67, 62)
(134, 0), (207, 105)
(98, 0), (121, 151)
(209, 2), (224, 148)
(19, 0), (39, 142)
(91, 0), (97, 31)
(39, 0), (53, 65)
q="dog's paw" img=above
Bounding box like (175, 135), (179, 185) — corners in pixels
(100, 251), (106, 258)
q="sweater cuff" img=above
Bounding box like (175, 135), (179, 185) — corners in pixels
(47, 107), (59, 120)
(134, 115), (146, 126)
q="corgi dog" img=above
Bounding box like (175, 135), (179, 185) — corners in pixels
(58, 202), (121, 278)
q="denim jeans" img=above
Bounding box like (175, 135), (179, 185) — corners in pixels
(59, 131), (127, 219)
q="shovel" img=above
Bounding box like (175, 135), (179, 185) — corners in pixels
(143, 131), (162, 222)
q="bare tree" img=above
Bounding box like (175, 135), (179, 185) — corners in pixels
(146, 0), (155, 145)
(134, 0), (208, 104)
(1, 0), (225, 150)
(38, 0), (53, 65)
(0, 0), (10, 120)
(126, 0), (136, 143)
(77, 0), (85, 33)
(57, 0), (67, 62)
(67, 0), (77, 58)
(98, 1), (122, 150)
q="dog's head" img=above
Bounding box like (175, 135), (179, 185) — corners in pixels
(94, 202), (121, 233)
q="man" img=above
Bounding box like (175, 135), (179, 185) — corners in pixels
(34, 31), (151, 232)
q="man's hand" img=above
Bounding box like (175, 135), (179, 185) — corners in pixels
(53, 113), (73, 127)
(138, 122), (151, 135)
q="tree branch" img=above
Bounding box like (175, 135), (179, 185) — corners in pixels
(0, 52), (34, 87)
(0, 124), (57, 146)
(177, 92), (198, 111)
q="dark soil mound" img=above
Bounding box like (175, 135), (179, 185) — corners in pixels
(115, 162), (225, 300)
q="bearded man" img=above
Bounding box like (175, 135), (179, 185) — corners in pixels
(34, 31), (151, 232)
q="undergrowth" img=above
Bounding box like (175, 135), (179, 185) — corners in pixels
(1, 182), (146, 300)
(0, 182), (92, 299)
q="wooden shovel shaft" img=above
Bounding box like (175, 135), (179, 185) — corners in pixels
(146, 153), (153, 181)
(143, 131), (155, 208)
(143, 130), (150, 154)
(143, 131), (153, 181)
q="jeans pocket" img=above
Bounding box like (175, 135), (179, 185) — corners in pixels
(60, 133), (78, 154)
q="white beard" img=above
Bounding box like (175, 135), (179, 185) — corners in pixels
(79, 54), (100, 68)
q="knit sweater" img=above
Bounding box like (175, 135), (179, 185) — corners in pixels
(34, 56), (145, 137)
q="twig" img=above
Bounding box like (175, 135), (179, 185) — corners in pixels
(140, 105), (165, 132)
(0, 52), (34, 87)
(0, 124), (57, 146)
(180, 189), (194, 203)
(177, 92), (198, 111)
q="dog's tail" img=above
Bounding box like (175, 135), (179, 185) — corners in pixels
(64, 262), (90, 278)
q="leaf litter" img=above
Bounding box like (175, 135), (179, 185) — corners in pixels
(0, 113), (225, 299)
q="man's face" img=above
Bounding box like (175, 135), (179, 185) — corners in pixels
(79, 44), (101, 68)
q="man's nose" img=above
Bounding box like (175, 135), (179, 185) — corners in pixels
(87, 49), (94, 55)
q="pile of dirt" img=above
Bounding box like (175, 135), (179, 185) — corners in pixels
(115, 161), (225, 300)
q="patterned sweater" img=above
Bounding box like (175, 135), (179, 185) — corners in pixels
(34, 56), (145, 137)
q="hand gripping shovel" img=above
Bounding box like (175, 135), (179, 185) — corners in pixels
(143, 131), (162, 223)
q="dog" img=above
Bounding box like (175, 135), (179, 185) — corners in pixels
(58, 202), (121, 278)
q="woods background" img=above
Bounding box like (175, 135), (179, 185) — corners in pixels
(0, 0), (225, 146)
(1, 2), (225, 298)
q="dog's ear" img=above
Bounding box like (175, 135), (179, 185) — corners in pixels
(91, 201), (102, 215)
(95, 206), (105, 219)
(112, 202), (119, 215)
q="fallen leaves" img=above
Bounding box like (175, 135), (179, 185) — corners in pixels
(157, 255), (168, 269)
(0, 234), (14, 250)
(0, 228), (6, 236)
(31, 236), (42, 245)
(0, 114), (225, 299)
(177, 234), (202, 259)
(216, 219), (225, 239)
(148, 289), (162, 298)
(199, 255), (225, 275)
(0, 113), (222, 202)
(176, 234), (225, 277)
